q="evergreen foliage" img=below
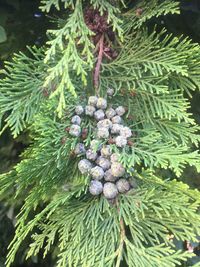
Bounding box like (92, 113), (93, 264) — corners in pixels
(0, 0), (200, 266)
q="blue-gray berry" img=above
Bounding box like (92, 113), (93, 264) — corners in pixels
(115, 136), (127, 148)
(69, 124), (81, 137)
(101, 145), (112, 158)
(85, 105), (96, 116)
(90, 166), (104, 180)
(96, 156), (111, 170)
(88, 96), (98, 106)
(89, 180), (103, 195)
(86, 149), (98, 161)
(78, 159), (92, 174)
(115, 106), (126, 116)
(110, 153), (119, 163)
(111, 123), (122, 134)
(120, 126), (132, 138)
(111, 162), (125, 177)
(97, 127), (109, 139)
(116, 179), (130, 193)
(96, 98), (107, 109)
(103, 182), (118, 199)
(75, 105), (84, 115)
(97, 119), (112, 129)
(104, 169), (117, 182)
(107, 88), (114, 96)
(106, 108), (116, 119)
(112, 115), (122, 124)
(94, 109), (105, 121)
(71, 115), (81, 125)
(74, 143), (86, 155)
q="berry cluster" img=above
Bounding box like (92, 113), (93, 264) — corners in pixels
(69, 89), (134, 199)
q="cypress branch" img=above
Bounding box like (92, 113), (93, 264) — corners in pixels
(0, 1), (200, 266)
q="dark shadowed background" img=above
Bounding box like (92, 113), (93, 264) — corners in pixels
(0, 0), (200, 266)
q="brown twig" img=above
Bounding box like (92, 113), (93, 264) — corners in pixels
(93, 34), (104, 95)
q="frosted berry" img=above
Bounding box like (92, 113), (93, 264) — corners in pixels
(106, 108), (116, 119)
(74, 143), (86, 155)
(88, 96), (98, 106)
(97, 156), (111, 170)
(115, 136), (127, 148)
(97, 119), (112, 129)
(86, 149), (98, 161)
(90, 166), (104, 180)
(96, 98), (107, 109)
(111, 162), (125, 177)
(85, 105), (96, 116)
(69, 124), (81, 137)
(110, 153), (120, 163)
(112, 115), (122, 124)
(104, 169), (117, 182)
(78, 159), (92, 174)
(75, 105), (84, 115)
(115, 106), (126, 116)
(90, 139), (102, 152)
(101, 145), (111, 158)
(94, 109), (105, 121)
(120, 126), (132, 138)
(107, 88), (114, 96)
(71, 115), (81, 125)
(97, 127), (109, 139)
(103, 182), (118, 199)
(116, 179), (130, 193)
(89, 180), (103, 195)
(111, 123), (122, 134)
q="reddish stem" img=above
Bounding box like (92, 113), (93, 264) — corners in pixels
(93, 34), (104, 94)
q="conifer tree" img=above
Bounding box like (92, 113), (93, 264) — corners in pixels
(1, 0), (200, 266)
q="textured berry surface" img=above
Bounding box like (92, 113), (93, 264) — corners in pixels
(90, 166), (104, 180)
(97, 156), (111, 170)
(115, 106), (126, 116)
(69, 124), (81, 137)
(88, 96), (98, 106)
(94, 109), (105, 121)
(75, 105), (84, 115)
(96, 98), (107, 109)
(116, 179), (130, 193)
(97, 127), (109, 139)
(101, 145), (111, 158)
(97, 119), (112, 129)
(111, 162), (125, 177)
(85, 105), (96, 116)
(115, 136), (127, 148)
(106, 108), (116, 119)
(104, 169), (117, 182)
(71, 115), (81, 125)
(120, 126), (132, 138)
(74, 143), (86, 155)
(78, 159), (92, 174)
(111, 123), (122, 134)
(103, 182), (118, 199)
(107, 88), (114, 96)
(110, 153), (119, 163)
(112, 116), (122, 124)
(86, 149), (98, 161)
(89, 180), (103, 195)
